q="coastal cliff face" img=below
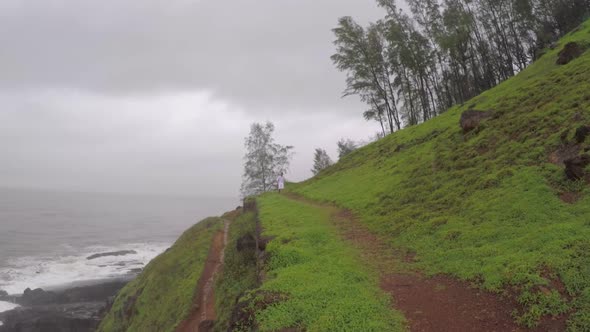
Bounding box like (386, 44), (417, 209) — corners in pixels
(97, 217), (223, 332)
(89, 202), (258, 332)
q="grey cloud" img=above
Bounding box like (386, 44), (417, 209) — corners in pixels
(1, 0), (385, 111)
(0, 1), (401, 197)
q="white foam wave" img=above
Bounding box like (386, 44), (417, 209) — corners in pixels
(0, 243), (169, 295)
(0, 300), (20, 325)
(0, 301), (19, 313)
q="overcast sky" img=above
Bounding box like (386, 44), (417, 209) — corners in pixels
(0, 0), (403, 198)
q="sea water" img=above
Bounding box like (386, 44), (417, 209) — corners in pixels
(0, 188), (237, 296)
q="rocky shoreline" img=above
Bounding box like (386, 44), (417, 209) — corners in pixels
(0, 279), (131, 332)
(0, 249), (149, 331)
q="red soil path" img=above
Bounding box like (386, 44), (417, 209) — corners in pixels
(285, 193), (566, 332)
(332, 208), (567, 332)
(177, 220), (229, 332)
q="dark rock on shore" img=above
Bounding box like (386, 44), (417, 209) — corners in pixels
(0, 280), (130, 332)
(16, 281), (128, 307)
(86, 250), (137, 260)
(0, 303), (103, 332)
(19, 288), (58, 306)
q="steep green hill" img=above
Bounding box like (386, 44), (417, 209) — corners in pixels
(98, 217), (223, 332)
(98, 21), (590, 332)
(292, 20), (590, 329)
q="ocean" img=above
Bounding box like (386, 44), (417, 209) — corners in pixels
(0, 188), (237, 301)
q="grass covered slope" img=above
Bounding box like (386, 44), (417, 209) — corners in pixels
(98, 217), (223, 332)
(253, 194), (404, 331)
(293, 21), (590, 328)
(214, 211), (259, 331)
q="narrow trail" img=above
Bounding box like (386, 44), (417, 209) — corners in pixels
(177, 219), (230, 332)
(286, 193), (566, 332)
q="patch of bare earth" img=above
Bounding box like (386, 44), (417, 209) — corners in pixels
(177, 220), (230, 332)
(330, 209), (567, 332)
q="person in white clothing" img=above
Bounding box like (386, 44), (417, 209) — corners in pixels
(277, 172), (285, 193)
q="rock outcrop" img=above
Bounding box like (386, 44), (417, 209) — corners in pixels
(0, 281), (128, 332)
(19, 288), (58, 306)
(0, 303), (103, 332)
(556, 42), (586, 65)
(460, 110), (493, 133)
(86, 250), (137, 260)
(564, 154), (590, 180)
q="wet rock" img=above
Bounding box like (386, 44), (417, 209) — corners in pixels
(556, 42), (586, 65)
(1, 281), (128, 332)
(237, 234), (256, 252)
(0, 303), (104, 332)
(20, 288), (58, 306)
(15, 281), (128, 307)
(86, 250), (137, 260)
(460, 110), (493, 133)
(58, 281), (128, 304)
(575, 125), (590, 143)
(564, 154), (590, 180)
(0, 290), (8, 300)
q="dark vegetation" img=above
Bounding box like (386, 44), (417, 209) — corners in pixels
(214, 211), (259, 331)
(332, 0), (590, 133)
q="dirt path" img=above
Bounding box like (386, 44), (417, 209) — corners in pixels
(177, 220), (230, 332)
(287, 194), (566, 332)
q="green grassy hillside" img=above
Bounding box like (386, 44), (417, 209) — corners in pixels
(213, 211), (259, 331)
(292, 20), (590, 329)
(98, 217), (223, 332)
(251, 194), (405, 331)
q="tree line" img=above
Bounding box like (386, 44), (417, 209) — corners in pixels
(241, 122), (363, 197)
(332, 0), (590, 133)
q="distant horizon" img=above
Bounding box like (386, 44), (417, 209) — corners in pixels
(0, 184), (241, 201)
